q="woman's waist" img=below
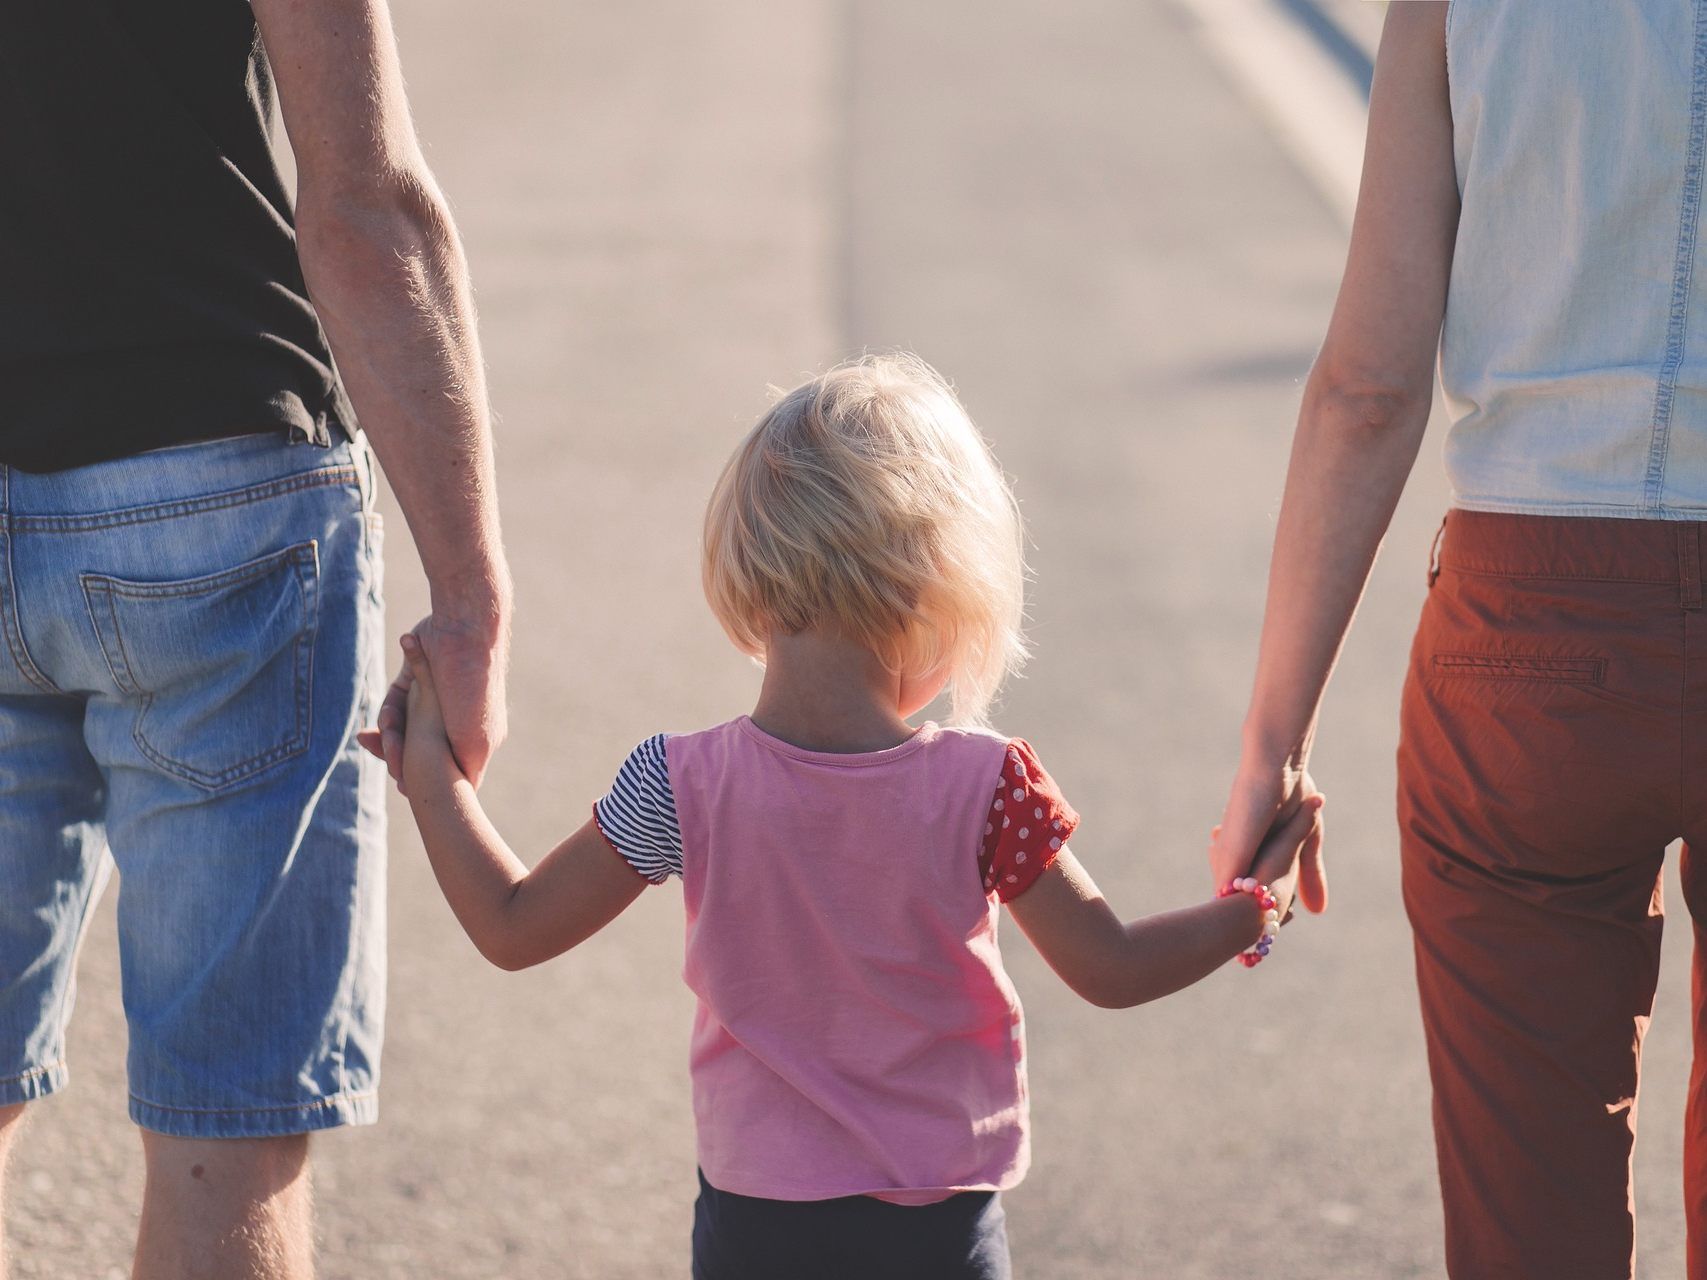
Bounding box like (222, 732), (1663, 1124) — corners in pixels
(1436, 505), (1706, 584)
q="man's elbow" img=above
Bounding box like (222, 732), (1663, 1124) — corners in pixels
(295, 166), (458, 269)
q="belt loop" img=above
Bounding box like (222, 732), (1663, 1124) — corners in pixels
(353, 431), (376, 512)
(1682, 524), (1703, 610)
(1427, 513), (1448, 588)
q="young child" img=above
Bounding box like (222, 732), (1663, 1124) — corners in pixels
(390, 354), (1321, 1280)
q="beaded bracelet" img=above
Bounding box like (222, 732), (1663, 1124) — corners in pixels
(1217, 877), (1281, 967)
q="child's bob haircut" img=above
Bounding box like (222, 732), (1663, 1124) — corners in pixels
(703, 354), (1027, 726)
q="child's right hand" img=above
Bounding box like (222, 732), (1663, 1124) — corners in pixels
(398, 633), (464, 796)
(1242, 791), (1325, 924)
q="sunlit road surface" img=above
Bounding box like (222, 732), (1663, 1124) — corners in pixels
(6, 3), (1693, 1276)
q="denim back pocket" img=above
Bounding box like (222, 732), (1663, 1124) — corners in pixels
(81, 541), (321, 791)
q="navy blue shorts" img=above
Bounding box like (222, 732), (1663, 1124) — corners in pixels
(691, 1170), (1012, 1280)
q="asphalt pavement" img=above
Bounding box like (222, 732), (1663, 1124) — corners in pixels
(5, 2), (1697, 1276)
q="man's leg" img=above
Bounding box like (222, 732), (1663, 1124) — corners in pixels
(56, 438), (384, 1277)
(134, 1132), (311, 1280)
(0, 1104), (26, 1280)
(0, 689), (109, 1280)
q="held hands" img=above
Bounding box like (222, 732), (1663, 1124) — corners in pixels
(357, 613), (509, 790)
(387, 633), (466, 796)
(1239, 790), (1325, 925)
(1209, 758), (1328, 916)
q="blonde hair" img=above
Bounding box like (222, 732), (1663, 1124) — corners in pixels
(703, 353), (1027, 725)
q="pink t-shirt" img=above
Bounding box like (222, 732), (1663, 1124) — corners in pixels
(595, 717), (1080, 1204)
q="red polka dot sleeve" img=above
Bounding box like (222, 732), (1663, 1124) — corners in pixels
(979, 739), (1080, 902)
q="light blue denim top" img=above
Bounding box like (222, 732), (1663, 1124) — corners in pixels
(1441, 0), (1707, 518)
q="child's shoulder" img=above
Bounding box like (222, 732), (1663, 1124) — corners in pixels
(624, 719), (739, 756)
(914, 723), (1022, 779)
(925, 722), (1041, 762)
(928, 723), (1010, 747)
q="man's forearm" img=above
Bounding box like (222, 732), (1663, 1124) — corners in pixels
(296, 176), (509, 628)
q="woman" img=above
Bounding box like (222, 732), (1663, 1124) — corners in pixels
(1212, 4), (1707, 1275)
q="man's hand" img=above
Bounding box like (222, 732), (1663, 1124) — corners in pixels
(1209, 760), (1327, 915)
(358, 613), (508, 789)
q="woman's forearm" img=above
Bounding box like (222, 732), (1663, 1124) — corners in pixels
(1239, 381), (1431, 771)
(1237, 1), (1458, 775)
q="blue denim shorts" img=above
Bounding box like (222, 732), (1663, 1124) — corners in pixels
(0, 432), (387, 1138)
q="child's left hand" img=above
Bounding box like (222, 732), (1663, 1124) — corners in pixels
(398, 632), (464, 794)
(1244, 789), (1325, 925)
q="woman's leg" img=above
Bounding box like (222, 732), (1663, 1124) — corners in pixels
(1401, 828), (1664, 1278)
(1398, 512), (1684, 1280)
(1681, 842), (1707, 1276)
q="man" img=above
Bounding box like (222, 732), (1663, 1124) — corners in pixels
(0, 1), (507, 1275)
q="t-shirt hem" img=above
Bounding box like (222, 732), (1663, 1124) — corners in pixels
(697, 1165), (1025, 1205)
(1451, 495), (1707, 521)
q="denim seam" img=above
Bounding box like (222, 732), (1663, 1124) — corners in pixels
(0, 472), (63, 695)
(128, 692), (312, 791)
(0, 563), (59, 695)
(82, 583), (141, 695)
(3, 466), (358, 533)
(1452, 495), (1707, 519)
(1646, 0), (1707, 510)
(80, 544), (321, 791)
(0, 1061), (64, 1086)
(128, 1088), (376, 1116)
(80, 542), (317, 601)
(45, 848), (110, 1089)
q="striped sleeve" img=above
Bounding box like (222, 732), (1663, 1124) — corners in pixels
(592, 734), (683, 884)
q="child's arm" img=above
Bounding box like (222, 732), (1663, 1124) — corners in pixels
(1006, 796), (1322, 1009)
(398, 635), (646, 971)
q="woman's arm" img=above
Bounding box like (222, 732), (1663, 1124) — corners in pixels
(1208, 2), (1460, 905)
(399, 637), (646, 971)
(1011, 798), (1322, 1008)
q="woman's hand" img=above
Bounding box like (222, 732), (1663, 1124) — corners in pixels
(1210, 760), (1327, 916)
(1243, 789), (1326, 923)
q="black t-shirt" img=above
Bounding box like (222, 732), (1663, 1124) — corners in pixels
(0, 0), (354, 471)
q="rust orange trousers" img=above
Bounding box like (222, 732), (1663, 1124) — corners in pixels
(1399, 509), (1707, 1279)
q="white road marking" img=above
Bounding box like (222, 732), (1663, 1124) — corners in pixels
(1171, 0), (1372, 225)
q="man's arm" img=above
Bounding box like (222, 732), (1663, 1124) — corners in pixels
(252, 0), (510, 785)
